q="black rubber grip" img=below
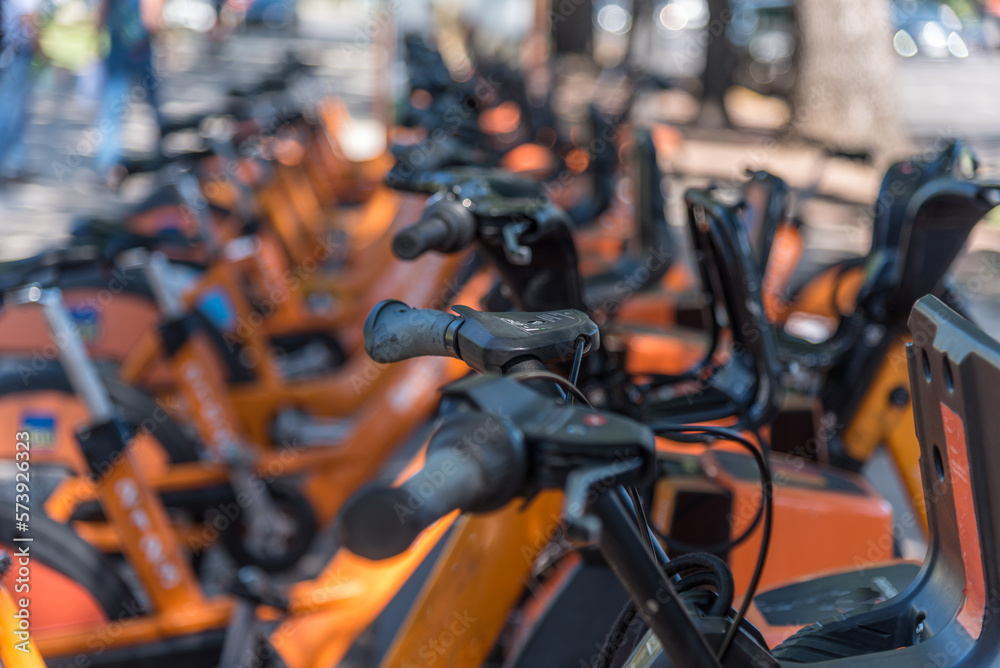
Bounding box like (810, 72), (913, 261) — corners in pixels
(337, 413), (524, 560)
(392, 214), (451, 259)
(119, 148), (214, 176)
(391, 198), (476, 260)
(363, 300), (460, 364)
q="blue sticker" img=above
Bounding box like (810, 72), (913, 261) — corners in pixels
(70, 305), (100, 343)
(21, 413), (56, 449)
(198, 288), (238, 334)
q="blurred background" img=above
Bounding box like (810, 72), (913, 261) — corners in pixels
(1, 0), (998, 239)
(0, 0), (998, 324)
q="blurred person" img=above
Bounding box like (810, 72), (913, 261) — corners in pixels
(207, 0), (231, 50)
(0, 0), (43, 182)
(93, 0), (164, 185)
(207, 0), (243, 53)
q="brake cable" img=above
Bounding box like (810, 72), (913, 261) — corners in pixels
(507, 369), (593, 409)
(567, 336), (587, 405)
(626, 485), (661, 568)
(649, 423), (773, 661)
(509, 336), (590, 407)
(568, 336), (586, 385)
(646, 430), (765, 555)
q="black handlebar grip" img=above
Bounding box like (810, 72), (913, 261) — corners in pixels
(392, 214), (451, 259)
(337, 413), (525, 560)
(363, 300), (460, 364)
(392, 198), (476, 260)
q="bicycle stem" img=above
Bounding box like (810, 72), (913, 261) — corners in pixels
(592, 486), (722, 668)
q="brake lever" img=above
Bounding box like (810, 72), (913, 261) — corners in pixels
(502, 221), (533, 265)
(563, 458), (645, 544)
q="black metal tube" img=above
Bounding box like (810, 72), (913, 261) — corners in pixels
(592, 487), (722, 668)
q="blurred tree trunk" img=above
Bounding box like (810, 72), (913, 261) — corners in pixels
(792, 0), (912, 161)
(697, 0), (734, 128)
(551, 0), (593, 55)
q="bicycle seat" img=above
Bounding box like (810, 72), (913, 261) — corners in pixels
(768, 296), (1000, 665)
(584, 127), (673, 315)
(0, 246), (105, 295)
(643, 187), (782, 430)
(386, 136), (495, 187)
(72, 216), (198, 253)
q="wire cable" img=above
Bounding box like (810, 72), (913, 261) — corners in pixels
(649, 422), (773, 661)
(567, 337), (587, 405)
(647, 428), (764, 555)
(508, 370), (593, 409)
(626, 485), (660, 567)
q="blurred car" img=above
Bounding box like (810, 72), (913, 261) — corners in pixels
(891, 1), (973, 58)
(219, 0), (296, 28)
(244, 0), (297, 28)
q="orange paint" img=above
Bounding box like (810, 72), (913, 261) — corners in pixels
(941, 403), (985, 640)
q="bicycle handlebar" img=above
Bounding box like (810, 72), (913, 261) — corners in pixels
(391, 198), (477, 260)
(364, 300), (599, 374)
(337, 411), (525, 559)
(392, 214), (452, 260)
(363, 300), (460, 364)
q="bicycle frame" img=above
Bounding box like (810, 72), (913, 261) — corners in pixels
(3, 287), (233, 662)
(369, 431), (891, 668)
(38, 261), (487, 544)
(0, 554), (46, 668)
(1, 279), (494, 666)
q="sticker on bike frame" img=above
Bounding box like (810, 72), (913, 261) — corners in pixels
(19, 414), (55, 451)
(68, 305), (100, 343)
(197, 288), (239, 334)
